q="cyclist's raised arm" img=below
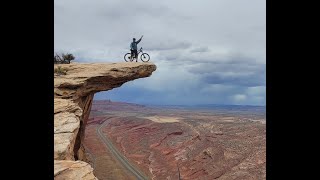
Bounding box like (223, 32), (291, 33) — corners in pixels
(136, 36), (142, 44)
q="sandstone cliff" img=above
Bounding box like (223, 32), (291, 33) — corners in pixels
(54, 63), (156, 179)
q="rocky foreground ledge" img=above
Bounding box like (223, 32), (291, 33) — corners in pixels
(54, 63), (156, 179)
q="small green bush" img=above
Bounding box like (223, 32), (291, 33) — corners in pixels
(54, 53), (75, 64)
(54, 66), (68, 75)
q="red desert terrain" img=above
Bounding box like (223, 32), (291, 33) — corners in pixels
(84, 100), (266, 180)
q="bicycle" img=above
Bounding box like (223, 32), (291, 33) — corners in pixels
(124, 47), (150, 62)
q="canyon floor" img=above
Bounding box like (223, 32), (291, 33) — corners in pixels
(84, 100), (266, 180)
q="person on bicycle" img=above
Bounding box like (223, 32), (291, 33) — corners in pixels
(130, 35), (143, 62)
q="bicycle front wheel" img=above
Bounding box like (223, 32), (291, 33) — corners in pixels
(124, 53), (132, 62)
(140, 53), (150, 62)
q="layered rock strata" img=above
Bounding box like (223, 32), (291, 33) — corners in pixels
(54, 63), (156, 179)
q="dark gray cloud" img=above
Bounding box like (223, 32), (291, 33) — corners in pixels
(186, 55), (265, 87)
(55, 0), (266, 105)
(202, 72), (265, 87)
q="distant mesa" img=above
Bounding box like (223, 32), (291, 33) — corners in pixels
(143, 116), (181, 123)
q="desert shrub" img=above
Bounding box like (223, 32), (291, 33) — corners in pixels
(54, 53), (75, 64)
(54, 54), (63, 64)
(62, 53), (75, 63)
(54, 66), (68, 75)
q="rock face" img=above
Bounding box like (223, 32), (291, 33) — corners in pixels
(54, 63), (156, 179)
(54, 160), (97, 180)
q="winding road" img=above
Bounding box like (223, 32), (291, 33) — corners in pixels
(96, 120), (149, 180)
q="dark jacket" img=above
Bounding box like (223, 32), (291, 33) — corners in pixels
(130, 38), (142, 50)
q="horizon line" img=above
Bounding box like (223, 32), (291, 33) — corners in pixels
(93, 99), (266, 107)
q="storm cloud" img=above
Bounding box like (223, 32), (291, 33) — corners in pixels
(55, 0), (266, 105)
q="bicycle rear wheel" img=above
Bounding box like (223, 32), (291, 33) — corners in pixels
(140, 53), (150, 62)
(124, 53), (132, 62)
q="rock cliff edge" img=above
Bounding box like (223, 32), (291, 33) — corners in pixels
(54, 62), (156, 179)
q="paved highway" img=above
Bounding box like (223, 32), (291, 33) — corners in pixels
(96, 120), (149, 180)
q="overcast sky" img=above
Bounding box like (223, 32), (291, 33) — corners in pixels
(54, 0), (266, 106)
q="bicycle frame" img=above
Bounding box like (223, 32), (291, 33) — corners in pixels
(138, 47), (143, 54)
(125, 47), (150, 62)
(131, 47), (143, 58)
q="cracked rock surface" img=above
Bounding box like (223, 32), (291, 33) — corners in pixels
(54, 63), (156, 179)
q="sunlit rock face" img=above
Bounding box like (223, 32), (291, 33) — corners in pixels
(54, 62), (156, 179)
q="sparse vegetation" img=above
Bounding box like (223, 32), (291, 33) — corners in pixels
(203, 150), (212, 159)
(54, 53), (75, 64)
(54, 66), (68, 75)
